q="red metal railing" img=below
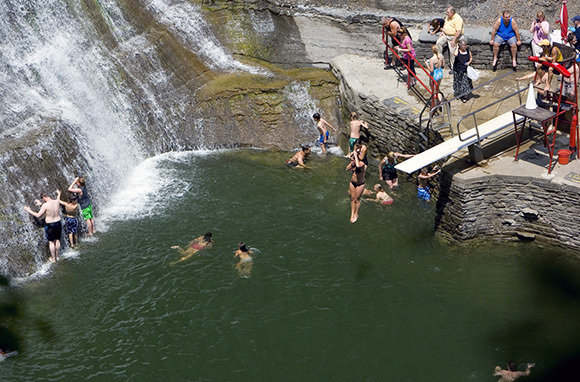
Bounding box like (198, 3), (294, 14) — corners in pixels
(382, 26), (437, 104)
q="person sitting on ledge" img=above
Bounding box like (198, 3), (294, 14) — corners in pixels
(536, 39), (563, 92)
(489, 10), (521, 71)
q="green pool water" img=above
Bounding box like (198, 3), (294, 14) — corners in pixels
(2, 150), (579, 381)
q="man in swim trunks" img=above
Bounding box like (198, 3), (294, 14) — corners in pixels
(286, 145), (311, 168)
(312, 113), (337, 154)
(24, 191), (62, 262)
(68, 176), (95, 236)
(171, 232), (213, 264)
(348, 112), (369, 156)
(417, 166), (441, 202)
(57, 189), (79, 248)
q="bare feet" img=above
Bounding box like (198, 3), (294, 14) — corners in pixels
(350, 215), (358, 224)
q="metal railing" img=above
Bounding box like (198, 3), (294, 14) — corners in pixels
(455, 86), (527, 143)
(421, 71), (521, 140)
(382, 27), (435, 98)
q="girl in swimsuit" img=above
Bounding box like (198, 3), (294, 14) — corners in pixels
(425, 45), (445, 107)
(171, 232), (213, 264)
(347, 141), (367, 223)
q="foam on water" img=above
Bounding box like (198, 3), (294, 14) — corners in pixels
(101, 149), (227, 222)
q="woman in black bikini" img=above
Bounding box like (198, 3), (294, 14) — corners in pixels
(347, 140), (367, 223)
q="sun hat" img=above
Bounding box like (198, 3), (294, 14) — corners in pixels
(538, 39), (550, 46)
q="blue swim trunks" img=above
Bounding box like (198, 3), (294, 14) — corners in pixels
(65, 217), (79, 235)
(319, 131), (329, 144)
(417, 186), (431, 201)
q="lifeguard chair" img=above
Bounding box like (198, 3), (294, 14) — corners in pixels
(512, 55), (579, 174)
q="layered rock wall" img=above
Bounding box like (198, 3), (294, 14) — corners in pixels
(435, 173), (580, 250)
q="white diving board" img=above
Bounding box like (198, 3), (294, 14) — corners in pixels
(395, 110), (525, 174)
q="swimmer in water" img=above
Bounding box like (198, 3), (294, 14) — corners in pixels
(371, 184), (394, 205)
(234, 242), (253, 276)
(417, 166), (441, 202)
(493, 361), (535, 382)
(170, 232), (213, 264)
(286, 145), (311, 168)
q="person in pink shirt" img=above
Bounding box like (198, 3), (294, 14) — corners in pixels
(530, 11), (550, 60)
(396, 27), (416, 87)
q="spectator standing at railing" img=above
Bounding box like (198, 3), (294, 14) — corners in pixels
(396, 27), (417, 87)
(490, 10), (522, 72)
(382, 16), (410, 68)
(530, 11), (550, 60)
(436, 6), (465, 72)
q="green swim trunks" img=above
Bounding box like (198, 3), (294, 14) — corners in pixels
(81, 205), (94, 220)
(349, 137), (358, 151)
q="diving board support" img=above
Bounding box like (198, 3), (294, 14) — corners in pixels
(395, 110), (525, 174)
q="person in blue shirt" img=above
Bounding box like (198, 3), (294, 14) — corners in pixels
(490, 10), (522, 71)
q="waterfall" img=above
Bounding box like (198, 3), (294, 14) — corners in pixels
(0, 0), (265, 276)
(0, 0), (333, 277)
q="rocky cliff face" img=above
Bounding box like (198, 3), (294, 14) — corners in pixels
(3, 0), (578, 276)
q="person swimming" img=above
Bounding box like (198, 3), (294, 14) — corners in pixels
(170, 232), (213, 264)
(234, 242), (253, 276)
(372, 184), (394, 205)
(286, 145), (311, 168)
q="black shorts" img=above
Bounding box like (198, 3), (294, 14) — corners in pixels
(382, 169), (398, 181)
(45, 221), (62, 242)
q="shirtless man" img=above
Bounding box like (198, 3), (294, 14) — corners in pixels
(494, 361), (534, 382)
(170, 232), (213, 264)
(286, 146), (311, 168)
(348, 112), (369, 156)
(417, 166), (441, 202)
(57, 190), (79, 248)
(312, 113), (337, 154)
(24, 192), (62, 262)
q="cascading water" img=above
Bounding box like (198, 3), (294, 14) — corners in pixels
(0, 0), (265, 276)
(0, 0), (329, 277)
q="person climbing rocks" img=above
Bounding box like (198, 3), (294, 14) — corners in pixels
(57, 190), (79, 248)
(24, 192), (62, 262)
(68, 176), (95, 236)
(313, 113), (337, 154)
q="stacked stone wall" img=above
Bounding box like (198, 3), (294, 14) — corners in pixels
(435, 173), (580, 250)
(331, 66), (442, 159)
